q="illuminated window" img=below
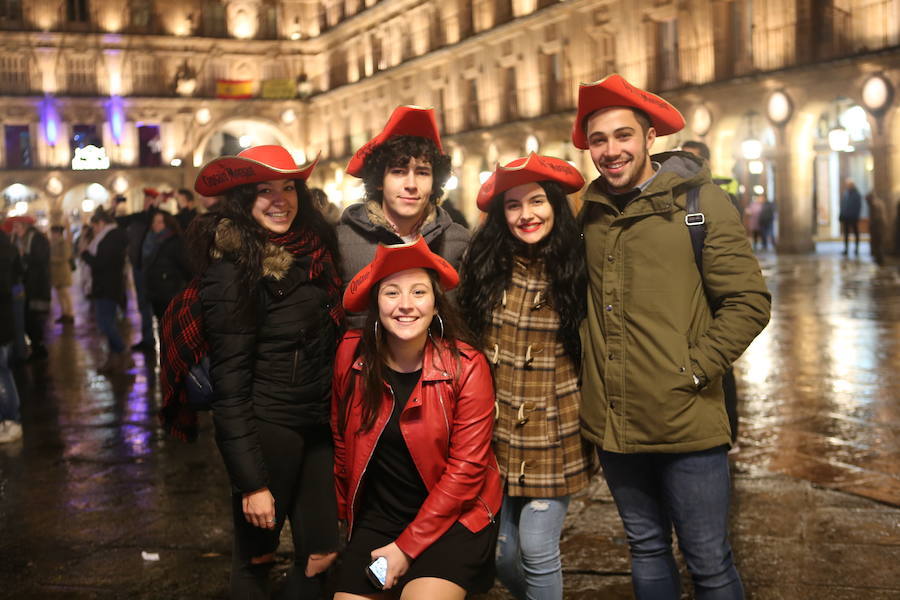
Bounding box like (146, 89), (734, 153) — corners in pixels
(66, 56), (98, 94)
(71, 124), (101, 160)
(66, 0), (89, 22)
(4, 125), (31, 168)
(138, 125), (162, 167)
(0, 0), (23, 22)
(0, 54), (29, 91)
(201, 0), (226, 37)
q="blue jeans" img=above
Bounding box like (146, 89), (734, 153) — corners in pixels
(599, 447), (744, 600)
(132, 266), (155, 344)
(496, 495), (570, 600)
(0, 344), (21, 422)
(95, 299), (125, 354)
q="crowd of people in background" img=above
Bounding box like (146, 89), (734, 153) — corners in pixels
(0, 70), (894, 600)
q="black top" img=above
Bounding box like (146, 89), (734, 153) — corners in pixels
(357, 367), (428, 533)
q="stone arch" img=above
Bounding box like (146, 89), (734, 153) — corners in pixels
(193, 116), (296, 168)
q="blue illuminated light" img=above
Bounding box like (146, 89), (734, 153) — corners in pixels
(41, 95), (60, 146)
(107, 96), (125, 145)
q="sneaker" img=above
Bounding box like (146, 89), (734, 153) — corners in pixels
(0, 421), (22, 443)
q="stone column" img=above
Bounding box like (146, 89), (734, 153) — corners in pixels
(774, 122), (815, 254)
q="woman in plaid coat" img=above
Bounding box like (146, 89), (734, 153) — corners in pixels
(457, 154), (594, 599)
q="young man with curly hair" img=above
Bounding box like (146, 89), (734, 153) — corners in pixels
(337, 106), (470, 328)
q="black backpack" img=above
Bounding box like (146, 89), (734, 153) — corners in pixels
(685, 187), (740, 444)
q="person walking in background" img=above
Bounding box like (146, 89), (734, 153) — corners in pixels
(0, 228), (24, 444)
(840, 179), (862, 256)
(457, 154), (593, 600)
(81, 210), (132, 374)
(865, 191), (887, 265)
(117, 188), (161, 353)
(10, 216), (51, 362)
(174, 188), (198, 232)
(142, 211), (192, 320)
(49, 225), (75, 325)
(332, 238), (501, 599)
(190, 145), (342, 598)
(573, 74), (771, 599)
(337, 105), (469, 328)
(757, 199), (776, 251)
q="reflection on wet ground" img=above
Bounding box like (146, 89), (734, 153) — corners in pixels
(0, 243), (897, 598)
(735, 244), (900, 506)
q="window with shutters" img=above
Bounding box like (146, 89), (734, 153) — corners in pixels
(66, 56), (98, 95)
(0, 54), (29, 93)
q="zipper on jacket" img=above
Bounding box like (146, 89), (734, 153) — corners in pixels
(475, 494), (495, 524)
(436, 388), (451, 437)
(347, 385), (393, 541)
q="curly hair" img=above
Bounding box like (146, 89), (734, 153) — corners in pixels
(360, 136), (452, 205)
(187, 179), (339, 316)
(457, 181), (586, 365)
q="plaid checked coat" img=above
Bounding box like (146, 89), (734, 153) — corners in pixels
(485, 256), (592, 497)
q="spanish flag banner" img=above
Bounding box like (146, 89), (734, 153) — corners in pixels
(216, 80), (254, 99)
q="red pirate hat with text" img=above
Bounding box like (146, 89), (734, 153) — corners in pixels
(343, 236), (459, 312)
(194, 145), (319, 196)
(346, 106), (443, 178)
(571, 74), (685, 149)
(476, 153), (585, 211)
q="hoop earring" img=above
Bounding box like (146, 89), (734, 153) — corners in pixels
(435, 314), (444, 338)
(374, 320), (379, 338)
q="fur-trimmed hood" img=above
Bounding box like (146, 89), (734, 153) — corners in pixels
(210, 218), (293, 281)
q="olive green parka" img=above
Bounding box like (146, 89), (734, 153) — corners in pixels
(580, 151), (770, 453)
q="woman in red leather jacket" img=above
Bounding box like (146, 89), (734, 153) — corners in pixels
(331, 237), (502, 600)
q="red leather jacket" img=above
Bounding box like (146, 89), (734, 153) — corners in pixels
(331, 331), (502, 559)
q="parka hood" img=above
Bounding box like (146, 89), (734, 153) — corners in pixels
(585, 150), (711, 205)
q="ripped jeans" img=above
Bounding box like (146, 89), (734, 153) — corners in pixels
(495, 495), (570, 600)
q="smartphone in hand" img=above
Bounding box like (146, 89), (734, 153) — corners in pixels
(366, 556), (388, 589)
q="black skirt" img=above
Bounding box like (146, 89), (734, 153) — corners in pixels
(334, 519), (499, 595)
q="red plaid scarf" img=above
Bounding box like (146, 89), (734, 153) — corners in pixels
(158, 228), (344, 441)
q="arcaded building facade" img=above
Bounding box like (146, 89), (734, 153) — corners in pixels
(1, 0), (900, 254)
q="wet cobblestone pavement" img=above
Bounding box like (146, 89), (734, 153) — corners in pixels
(1, 243), (898, 599)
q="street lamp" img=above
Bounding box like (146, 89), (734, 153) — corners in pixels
(861, 73), (893, 115)
(766, 89), (793, 126)
(741, 139), (763, 160)
(828, 127), (850, 152)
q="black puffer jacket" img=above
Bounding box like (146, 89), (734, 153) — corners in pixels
(81, 226), (129, 306)
(0, 231), (22, 345)
(144, 233), (191, 313)
(200, 221), (338, 494)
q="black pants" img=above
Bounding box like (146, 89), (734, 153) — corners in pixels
(841, 220), (860, 252)
(230, 422), (339, 599)
(25, 308), (48, 349)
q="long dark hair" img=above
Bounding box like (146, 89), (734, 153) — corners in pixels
(457, 180), (586, 364)
(340, 269), (470, 432)
(187, 178), (339, 314)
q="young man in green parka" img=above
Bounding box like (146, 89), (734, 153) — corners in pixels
(573, 74), (771, 600)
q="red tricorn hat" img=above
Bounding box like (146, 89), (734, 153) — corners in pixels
(476, 153), (585, 211)
(194, 145), (319, 196)
(346, 106), (443, 178)
(143, 187), (159, 198)
(343, 237), (459, 313)
(571, 74), (685, 149)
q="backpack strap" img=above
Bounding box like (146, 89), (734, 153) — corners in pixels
(685, 185), (706, 273)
